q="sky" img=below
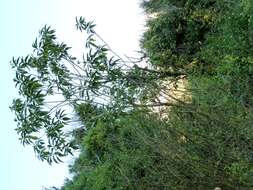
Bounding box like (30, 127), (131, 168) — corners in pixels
(0, 1), (145, 189)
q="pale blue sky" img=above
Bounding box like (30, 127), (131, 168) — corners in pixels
(0, 0), (144, 189)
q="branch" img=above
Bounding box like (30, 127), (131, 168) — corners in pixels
(135, 66), (186, 78)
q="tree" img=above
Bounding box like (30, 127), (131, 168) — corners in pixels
(10, 17), (186, 163)
(11, 0), (253, 189)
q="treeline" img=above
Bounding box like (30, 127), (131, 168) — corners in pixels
(11, 0), (253, 190)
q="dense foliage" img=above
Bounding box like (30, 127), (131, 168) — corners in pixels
(12, 0), (253, 189)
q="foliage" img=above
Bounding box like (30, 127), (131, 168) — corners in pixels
(141, 0), (223, 71)
(10, 16), (184, 163)
(11, 0), (253, 189)
(62, 109), (192, 190)
(10, 26), (76, 163)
